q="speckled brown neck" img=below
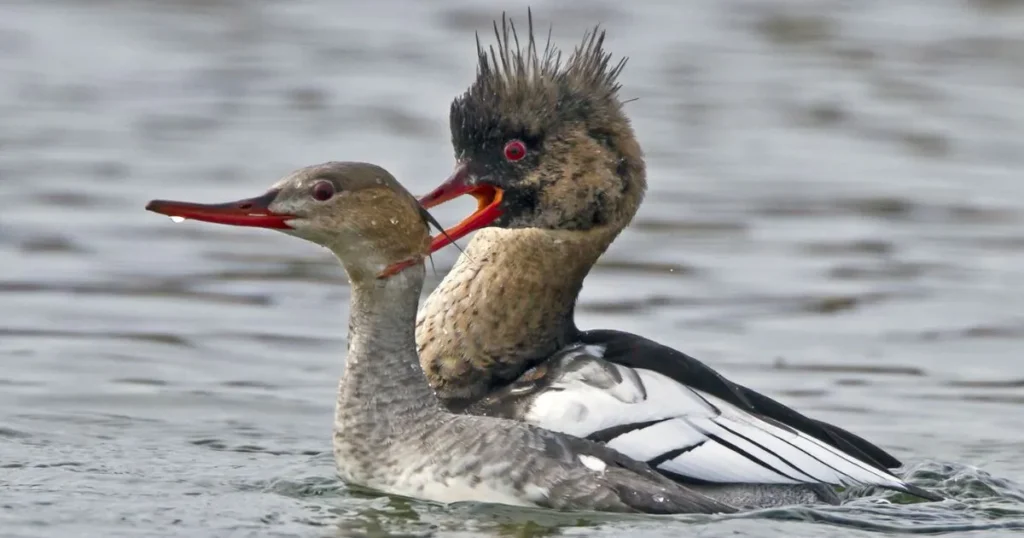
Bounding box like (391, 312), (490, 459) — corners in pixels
(415, 225), (619, 406)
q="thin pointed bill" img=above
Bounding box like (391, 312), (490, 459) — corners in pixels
(416, 163), (503, 253)
(145, 189), (295, 229)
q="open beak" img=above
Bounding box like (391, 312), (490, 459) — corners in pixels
(376, 163), (502, 279)
(417, 163), (503, 253)
(145, 189), (295, 229)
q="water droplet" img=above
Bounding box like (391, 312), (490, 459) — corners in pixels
(169, 216), (185, 223)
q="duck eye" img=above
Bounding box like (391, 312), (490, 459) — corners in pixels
(311, 181), (335, 201)
(503, 139), (527, 162)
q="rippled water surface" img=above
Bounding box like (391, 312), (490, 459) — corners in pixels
(3, 0), (1024, 536)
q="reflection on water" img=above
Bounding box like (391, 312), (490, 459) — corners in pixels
(2, 0), (1024, 536)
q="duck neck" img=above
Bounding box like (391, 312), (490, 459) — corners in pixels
(338, 264), (438, 422)
(416, 225), (620, 407)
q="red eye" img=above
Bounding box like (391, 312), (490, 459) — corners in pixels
(311, 180), (335, 201)
(503, 139), (527, 162)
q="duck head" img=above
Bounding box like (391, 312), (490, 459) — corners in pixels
(146, 162), (436, 282)
(414, 13), (647, 257)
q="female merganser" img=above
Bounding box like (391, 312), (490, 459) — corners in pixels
(145, 162), (737, 514)
(398, 15), (942, 507)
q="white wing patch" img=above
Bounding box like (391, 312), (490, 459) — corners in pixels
(523, 351), (915, 492)
(578, 454), (607, 473)
(603, 416), (705, 461)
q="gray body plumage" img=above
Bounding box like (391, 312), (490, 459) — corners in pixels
(332, 265), (735, 514)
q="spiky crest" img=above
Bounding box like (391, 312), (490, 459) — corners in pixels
(450, 9), (628, 149)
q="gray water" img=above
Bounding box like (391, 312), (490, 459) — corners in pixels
(2, 0), (1024, 536)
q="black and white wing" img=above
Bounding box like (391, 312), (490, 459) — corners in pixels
(472, 332), (940, 501)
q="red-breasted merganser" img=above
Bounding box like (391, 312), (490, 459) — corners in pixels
(145, 161), (737, 514)
(398, 14), (942, 508)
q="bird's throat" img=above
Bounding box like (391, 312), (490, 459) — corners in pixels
(415, 226), (618, 404)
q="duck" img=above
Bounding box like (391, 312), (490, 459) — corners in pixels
(145, 161), (738, 515)
(401, 14), (943, 508)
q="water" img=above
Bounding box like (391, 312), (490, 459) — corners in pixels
(2, 0), (1024, 536)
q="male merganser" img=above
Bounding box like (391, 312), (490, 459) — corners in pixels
(145, 162), (737, 514)
(401, 14), (942, 507)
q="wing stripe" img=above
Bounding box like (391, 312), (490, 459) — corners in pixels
(517, 345), (938, 499)
(775, 424), (898, 483)
(577, 330), (906, 470)
(705, 433), (806, 483)
(647, 442), (704, 468)
(587, 419), (669, 443)
(712, 421), (823, 483)
(770, 430), (863, 484)
(739, 415), (901, 487)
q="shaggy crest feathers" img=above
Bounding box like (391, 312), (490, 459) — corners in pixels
(450, 10), (629, 142)
(474, 11), (626, 101)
